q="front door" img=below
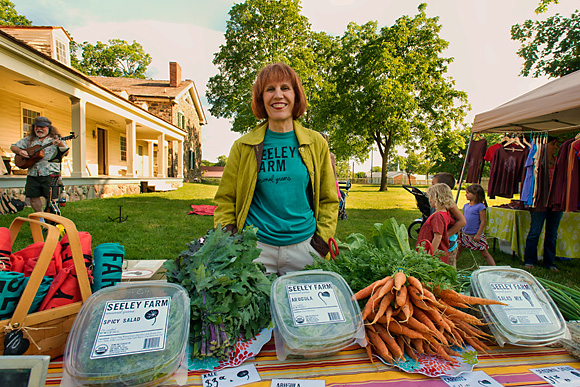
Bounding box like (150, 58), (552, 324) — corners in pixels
(97, 128), (107, 175)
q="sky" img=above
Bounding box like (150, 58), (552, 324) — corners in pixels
(12, 0), (580, 172)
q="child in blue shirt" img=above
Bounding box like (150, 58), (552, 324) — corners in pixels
(456, 184), (496, 266)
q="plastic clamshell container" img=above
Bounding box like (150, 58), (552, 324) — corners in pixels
(470, 266), (569, 347)
(270, 270), (366, 360)
(63, 282), (190, 387)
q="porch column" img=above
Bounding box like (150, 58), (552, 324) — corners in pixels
(70, 97), (88, 177)
(148, 141), (154, 177)
(157, 133), (166, 177)
(125, 119), (136, 177)
(177, 140), (184, 178)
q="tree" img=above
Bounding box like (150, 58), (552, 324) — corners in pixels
(535, 0), (559, 14)
(206, 0), (331, 134)
(335, 160), (350, 179)
(215, 155), (228, 167)
(1, 0), (31, 26)
(511, 7), (580, 78)
(73, 39), (152, 78)
(328, 4), (469, 191)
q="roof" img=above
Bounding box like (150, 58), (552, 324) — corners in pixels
(91, 76), (207, 125)
(472, 69), (580, 134)
(0, 25), (72, 41)
(90, 76), (191, 98)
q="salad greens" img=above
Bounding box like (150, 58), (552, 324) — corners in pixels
(164, 226), (273, 360)
(305, 218), (458, 299)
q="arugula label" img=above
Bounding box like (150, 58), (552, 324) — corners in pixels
(286, 281), (345, 326)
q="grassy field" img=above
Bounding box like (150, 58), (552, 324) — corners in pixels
(1, 182), (577, 287)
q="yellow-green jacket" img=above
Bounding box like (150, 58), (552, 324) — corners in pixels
(214, 121), (339, 248)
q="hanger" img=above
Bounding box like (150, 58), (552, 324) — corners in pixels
(521, 134), (531, 147)
(575, 132), (580, 140)
(503, 135), (525, 149)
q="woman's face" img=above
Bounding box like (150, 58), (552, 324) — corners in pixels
(262, 78), (295, 123)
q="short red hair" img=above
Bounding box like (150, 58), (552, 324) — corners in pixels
(251, 63), (307, 120)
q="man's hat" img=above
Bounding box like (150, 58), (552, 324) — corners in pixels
(33, 116), (51, 127)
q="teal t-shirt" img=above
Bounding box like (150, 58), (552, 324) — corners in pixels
(244, 129), (316, 246)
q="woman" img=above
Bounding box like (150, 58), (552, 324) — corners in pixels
(214, 63), (339, 275)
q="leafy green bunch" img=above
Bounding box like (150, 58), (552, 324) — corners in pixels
(164, 226), (273, 360)
(306, 218), (458, 302)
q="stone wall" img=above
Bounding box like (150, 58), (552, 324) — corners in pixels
(1, 183), (141, 203)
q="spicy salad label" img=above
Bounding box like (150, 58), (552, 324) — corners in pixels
(90, 297), (171, 359)
(286, 282), (345, 326)
(489, 282), (552, 325)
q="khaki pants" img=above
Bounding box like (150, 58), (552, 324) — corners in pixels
(448, 248), (458, 268)
(255, 237), (322, 276)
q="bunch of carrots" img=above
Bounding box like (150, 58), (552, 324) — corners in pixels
(356, 270), (506, 364)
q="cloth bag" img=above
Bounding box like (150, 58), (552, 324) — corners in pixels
(92, 243), (125, 291)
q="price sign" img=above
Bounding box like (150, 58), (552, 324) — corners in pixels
(441, 370), (504, 387)
(270, 379), (325, 387)
(530, 365), (580, 386)
(202, 364), (260, 387)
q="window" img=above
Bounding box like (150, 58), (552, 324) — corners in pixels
(120, 136), (127, 161)
(177, 112), (185, 129)
(22, 107), (41, 137)
(138, 145), (143, 156)
(55, 39), (69, 65)
(189, 149), (195, 169)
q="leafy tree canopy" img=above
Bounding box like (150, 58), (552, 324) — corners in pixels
(73, 39), (152, 78)
(511, 6), (580, 78)
(327, 3), (469, 190)
(0, 0), (31, 26)
(535, 0), (559, 14)
(206, 0), (333, 134)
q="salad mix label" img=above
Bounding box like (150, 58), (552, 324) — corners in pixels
(286, 281), (346, 326)
(90, 296), (171, 359)
(488, 282), (552, 325)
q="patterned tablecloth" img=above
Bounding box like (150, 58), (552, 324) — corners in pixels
(45, 340), (580, 386)
(486, 207), (580, 259)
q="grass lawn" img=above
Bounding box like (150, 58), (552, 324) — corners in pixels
(1, 182), (577, 287)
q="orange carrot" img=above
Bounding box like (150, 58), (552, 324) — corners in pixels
(375, 324), (404, 360)
(364, 331), (375, 364)
(406, 276), (424, 295)
(393, 271), (407, 291)
(396, 285), (408, 308)
(431, 341), (459, 363)
(354, 276), (391, 301)
(411, 338), (424, 354)
(367, 328), (393, 362)
(375, 276), (395, 301)
(371, 292), (395, 324)
(399, 296), (412, 322)
(385, 305), (394, 327)
(387, 321), (424, 340)
(362, 291), (382, 320)
(404, 316), (431, 334)
(403, 340), (418, 361)
(439, 301), (484, 325)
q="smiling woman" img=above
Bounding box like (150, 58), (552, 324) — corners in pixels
(213, 63), (339, 275)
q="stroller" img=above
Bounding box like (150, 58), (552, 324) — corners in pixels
(338, 180), (351, 220)
(403, 185), (431, 240)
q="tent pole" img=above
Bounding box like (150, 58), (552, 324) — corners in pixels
(455, 132), (474, 203)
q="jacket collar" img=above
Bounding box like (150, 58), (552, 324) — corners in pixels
(240, 120), (314, 146)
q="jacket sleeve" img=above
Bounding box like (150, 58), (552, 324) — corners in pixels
(213, 142), (241, 230)
(314, 140), (339, 243)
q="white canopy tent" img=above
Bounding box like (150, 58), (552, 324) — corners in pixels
(457, 69), (580, 199)
(471, 69), (580, 134)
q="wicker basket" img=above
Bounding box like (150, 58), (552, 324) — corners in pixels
(0, 213), (92, 359)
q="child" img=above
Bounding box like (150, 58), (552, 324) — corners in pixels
(415, 183), (456, 264)
(431, 172), (466, 266)
(456, 184), (496, 266)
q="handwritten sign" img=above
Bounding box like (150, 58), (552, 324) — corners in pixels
(441, 370), (504, 387)
(202, 364), (260, 387)
(270, 379), (325, 387)
(530, 365), (580, 386)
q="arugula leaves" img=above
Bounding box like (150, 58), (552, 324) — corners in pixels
(164, 226), (273, 360)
